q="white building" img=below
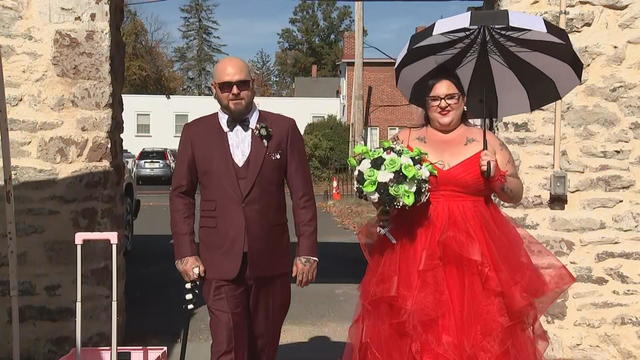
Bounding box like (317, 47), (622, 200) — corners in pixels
(122, 95), (341, 155)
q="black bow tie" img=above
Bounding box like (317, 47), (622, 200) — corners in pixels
(227, 117), (250, 132)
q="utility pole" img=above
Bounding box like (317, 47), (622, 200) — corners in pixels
(352, 1), (364, 148)
(0, 49), (21, 360)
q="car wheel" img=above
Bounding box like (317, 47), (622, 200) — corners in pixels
(123, 195), (134, 254)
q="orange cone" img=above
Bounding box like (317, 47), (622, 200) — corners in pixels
(332, 176), (342, 201)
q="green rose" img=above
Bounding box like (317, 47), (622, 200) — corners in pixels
(402, 191), (415, 206)
(369, 148), (384, 159)
(410, 147), (423, 158)
(389, 184), (406, 197)
(362, 179), (378, 193)
(353, 144), (369, 156)
(381, 140), (392, 148)
(364, 168), (378, 181)
(402, 163), (417, 179)
(347, 157), (358, 168)
(383, 157), (401, 172)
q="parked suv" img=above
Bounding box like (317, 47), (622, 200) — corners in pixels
(135, 148), (174, 185)
(123, 157), (141, 253)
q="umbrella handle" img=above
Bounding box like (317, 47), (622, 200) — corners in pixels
(482, 120), (492, 179)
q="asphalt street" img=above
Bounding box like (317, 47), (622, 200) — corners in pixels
(124, 185), (367, 360)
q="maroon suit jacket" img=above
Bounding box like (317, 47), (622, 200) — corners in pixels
(170, 110), (318, 280)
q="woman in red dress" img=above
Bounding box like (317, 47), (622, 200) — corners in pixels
(343, 70), (575, 360)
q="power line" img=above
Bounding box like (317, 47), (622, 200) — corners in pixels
(364, 41), (395, 60)
(126, 0), (168, 6)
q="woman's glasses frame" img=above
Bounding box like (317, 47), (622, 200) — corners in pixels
(426, 93), (463, 108)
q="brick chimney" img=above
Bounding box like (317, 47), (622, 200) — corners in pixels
(311, 64), (317, 78)
(342, 31), (355, 60)
(415, 25), (427, 33)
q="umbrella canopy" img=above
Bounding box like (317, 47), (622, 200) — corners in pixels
(395, 10), (583, 119)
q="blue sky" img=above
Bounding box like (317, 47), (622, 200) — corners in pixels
(132, 0), (482, 61)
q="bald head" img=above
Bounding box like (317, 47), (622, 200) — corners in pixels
(213, 57), (251, 83)
(211, 56), (255, 120)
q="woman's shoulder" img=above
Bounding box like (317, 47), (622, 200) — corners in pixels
(393, 126), (424, 145)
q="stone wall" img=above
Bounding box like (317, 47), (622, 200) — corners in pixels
(496, 0), (640, 358)
(0, 0), (125, 359)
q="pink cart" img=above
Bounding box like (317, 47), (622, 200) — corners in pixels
(58, 232), (167, 360)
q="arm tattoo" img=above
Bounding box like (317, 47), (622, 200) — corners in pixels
(416, 136), (427, 144)
(464, 137), (478, 146)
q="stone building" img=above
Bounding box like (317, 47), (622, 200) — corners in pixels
(1, 1), (126, 359)
(495, 0), (640, 358)
(341, 1), (639, 358)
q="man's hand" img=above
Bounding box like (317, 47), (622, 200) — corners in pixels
(292, 256), (317, 288)
(175, 256), (205, 282)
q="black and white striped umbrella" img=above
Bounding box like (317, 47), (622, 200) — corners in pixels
(395, 10), (583, 119)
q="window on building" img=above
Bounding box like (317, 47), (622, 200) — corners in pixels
(175, 113), (188, 136)
(366, 127), (379, 149)
(388, 126), (403, 139)
(136, 113), (151, 135)
(311, 114), (326, 123)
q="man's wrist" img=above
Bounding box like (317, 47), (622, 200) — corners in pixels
(298, 255), (319, 263)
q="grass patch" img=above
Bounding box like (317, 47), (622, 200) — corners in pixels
(319, 196), (376, 233)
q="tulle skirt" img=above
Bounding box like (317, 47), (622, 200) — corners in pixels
(343, 197), (575, 360)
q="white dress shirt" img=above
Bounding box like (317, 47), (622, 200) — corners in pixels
(218, 104), (259, 167)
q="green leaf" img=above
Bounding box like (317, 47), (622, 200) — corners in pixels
(347, 157), (358, 168)
(381, 140), (392, 148)
(402, 163), (417, 179)
(353, 144), (369, 156)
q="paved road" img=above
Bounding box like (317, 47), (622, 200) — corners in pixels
(124, 185), (366, 359)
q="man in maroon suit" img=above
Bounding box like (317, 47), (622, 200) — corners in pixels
(170, 57), (318, 360)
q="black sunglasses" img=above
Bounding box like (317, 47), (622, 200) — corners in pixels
(214, 80), (252, 94)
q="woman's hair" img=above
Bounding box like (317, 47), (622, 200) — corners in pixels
(421, 69), (469, 125)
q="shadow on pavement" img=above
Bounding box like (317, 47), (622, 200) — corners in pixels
(289, 242), (367, 284)
(123, 234), (205, 354)
(278, 336), (345, 360)
(124, 234), (366, 352)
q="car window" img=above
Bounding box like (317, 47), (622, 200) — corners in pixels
(138, 151), (166, 160)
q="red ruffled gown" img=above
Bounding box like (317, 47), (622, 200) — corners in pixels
(343, 151), (575, 360)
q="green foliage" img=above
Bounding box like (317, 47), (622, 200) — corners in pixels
(122, 9), (184, 95)
(249, 49), (277, 97)
(303, 114), (350, 182)
(174, 0), (226, 95)
(275, 0), (353, 95)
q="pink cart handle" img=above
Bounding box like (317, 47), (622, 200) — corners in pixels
(74, 232), (119, 245)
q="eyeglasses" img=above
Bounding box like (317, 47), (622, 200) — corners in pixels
(214, 80), (252, 94)
(426, 93), (462, 107)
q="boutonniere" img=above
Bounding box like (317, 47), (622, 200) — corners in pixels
(254, 122), (272, 147)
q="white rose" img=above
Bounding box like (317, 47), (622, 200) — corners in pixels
(377, 170), (394, 183)
(381, 151), (398, 160)
(400, 156), (413, 165)
(367, 193), (380, 203)
(420, 167), (433, 179)
(357, 159), (372, 172)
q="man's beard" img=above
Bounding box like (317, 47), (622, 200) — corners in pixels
(224, 99), (252, 120)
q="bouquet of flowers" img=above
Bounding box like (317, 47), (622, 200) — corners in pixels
(347, 141), (437, 243)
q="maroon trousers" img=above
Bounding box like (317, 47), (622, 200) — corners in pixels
(203, 255), (291, 360)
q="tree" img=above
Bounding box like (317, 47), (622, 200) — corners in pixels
(303, 115), (350, 182)
(275, 1), (353, 95)
(174, 0), (226, 95)
(249, 49), (277, 97)
(122, 9), (184, 95)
